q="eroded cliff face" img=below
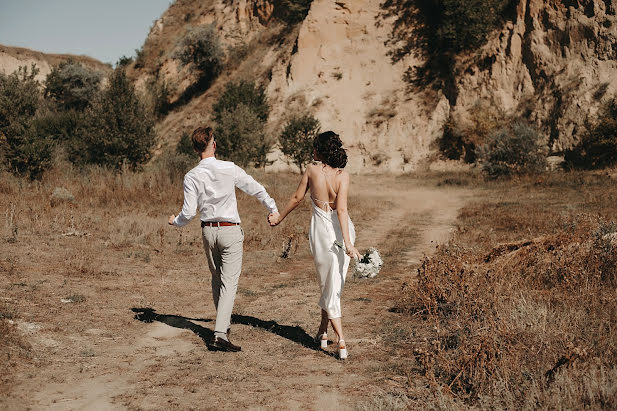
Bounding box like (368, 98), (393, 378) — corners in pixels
(266, 0), (450, 172)
(134, 0), (617, 173)
(454, 0), (617, 152)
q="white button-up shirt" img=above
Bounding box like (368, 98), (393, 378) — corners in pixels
(172, 157), (278, 227)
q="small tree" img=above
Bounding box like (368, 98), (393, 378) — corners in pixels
(174, 24), (224, 86)
(44, 61), (102, 111)
(213, 81), (269, 123)
(279, 113), (321, 171)
(213, 81), (272, 168)
(478, 121), (547, 179)
(565, 99), (617, 169)
(0, 65), (53, 179)
(80, 69), (155, 169)
(215, 104), (272, 168)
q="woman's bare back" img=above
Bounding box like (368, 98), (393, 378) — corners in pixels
(307, 163), (346, 211)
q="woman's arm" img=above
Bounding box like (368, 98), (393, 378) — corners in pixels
(335, 172), (361, 259)
(269, 168), (310, 226)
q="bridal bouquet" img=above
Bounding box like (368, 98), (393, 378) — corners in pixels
(353, 248), (383, 278)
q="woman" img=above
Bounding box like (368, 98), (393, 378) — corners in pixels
(268, 131), (361, 360)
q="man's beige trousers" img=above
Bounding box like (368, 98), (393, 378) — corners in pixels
(201, 225), (244, 333)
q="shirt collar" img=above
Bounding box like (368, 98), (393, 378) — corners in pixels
(199, 156), (216, 164)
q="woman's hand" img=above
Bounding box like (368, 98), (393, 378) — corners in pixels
(345, 243), (361, 260)
(268, 212), (281, 226)
(168, 215), (175, 225)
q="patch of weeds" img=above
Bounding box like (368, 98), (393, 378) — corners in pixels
(64, 294), (86, 303)
(126, 250), (151, 263)
(238, 288), (257, 297)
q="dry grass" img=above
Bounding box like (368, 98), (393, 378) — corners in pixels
(393, 171), (617, 408)
(0, 161), (384, 406)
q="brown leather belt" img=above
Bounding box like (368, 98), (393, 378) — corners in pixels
(201, 221), (240, 227)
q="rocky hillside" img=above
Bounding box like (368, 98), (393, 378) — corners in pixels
(0, 45), (111, 82)
(131, 0), (617, 173)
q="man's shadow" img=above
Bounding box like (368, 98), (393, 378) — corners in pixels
(132, 307), (215, 346)
(132, 308), (334, 356)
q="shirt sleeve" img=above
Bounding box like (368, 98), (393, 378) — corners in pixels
(173, 175), (198, 227)
(234, 165), (278, 214)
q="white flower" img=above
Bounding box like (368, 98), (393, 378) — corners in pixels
(353, 247), (383, 278)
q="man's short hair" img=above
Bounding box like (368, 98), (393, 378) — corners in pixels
(191, 127), (214, 153)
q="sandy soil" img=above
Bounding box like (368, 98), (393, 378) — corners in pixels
(1, 176), (472, 410)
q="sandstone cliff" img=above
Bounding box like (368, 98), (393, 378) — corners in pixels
(132, 0), (617, 173)
(454, 0), (617, 152)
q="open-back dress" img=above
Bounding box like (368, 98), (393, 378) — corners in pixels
(308, 169), (356, 319)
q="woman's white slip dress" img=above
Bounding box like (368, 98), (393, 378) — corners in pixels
(308, 171), (356, 319)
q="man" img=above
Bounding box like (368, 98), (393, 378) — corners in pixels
(168, 126), (279, 352)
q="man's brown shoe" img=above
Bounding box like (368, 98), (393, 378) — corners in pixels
(212, 336), (241, 352)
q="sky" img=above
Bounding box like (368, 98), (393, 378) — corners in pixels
(0, 0), (172, 65)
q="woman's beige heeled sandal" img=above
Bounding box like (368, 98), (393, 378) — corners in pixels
(320, 333), (328, 349)
(315, 332), (328, 349)
(338, 340), (347, 360)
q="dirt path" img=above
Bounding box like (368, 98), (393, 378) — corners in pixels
(4, 177), (473, 410)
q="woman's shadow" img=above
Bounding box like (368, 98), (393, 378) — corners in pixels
(131, 308), (334, 355)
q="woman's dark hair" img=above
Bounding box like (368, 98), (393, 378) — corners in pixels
(313, 131), (347, 168)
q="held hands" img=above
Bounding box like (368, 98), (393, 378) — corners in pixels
(268, 212), (281, 226)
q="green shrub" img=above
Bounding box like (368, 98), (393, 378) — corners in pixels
(439, 101), (505, 163)
(80, 69), (155, 169)
(44, 61), (102, 111)
(215, 104), (272, 168)
(565, 99), (617, 170)
(0, 65), (54, 179)
(213, 81), (272, 167)
(272, 0), (313, 25)
(174, 24), (224, 85)
(145, 74), (171, 118)
(279, 113), (321, 171)
(176, 132), (195, 157)
(478, 121), (547, 179)
(213, 81), (269, 123)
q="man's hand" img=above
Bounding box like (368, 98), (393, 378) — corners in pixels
(168, 215), (176, 225)
(268, 212), (280, 226)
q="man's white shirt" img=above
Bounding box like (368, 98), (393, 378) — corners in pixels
(172, 157), (278, 227)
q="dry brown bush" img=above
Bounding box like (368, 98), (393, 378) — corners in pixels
(395, 172), (617, 408)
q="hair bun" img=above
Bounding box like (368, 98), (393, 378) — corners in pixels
(313, 131), (348, 169)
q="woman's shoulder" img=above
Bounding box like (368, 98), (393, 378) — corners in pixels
(306, 162), (321, 175)
(336, 169), (350, 179)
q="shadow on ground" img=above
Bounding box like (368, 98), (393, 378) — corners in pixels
(131, 308), (334, 356)
(232, 314), (335, 356)
(132, 307), (214, 345)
